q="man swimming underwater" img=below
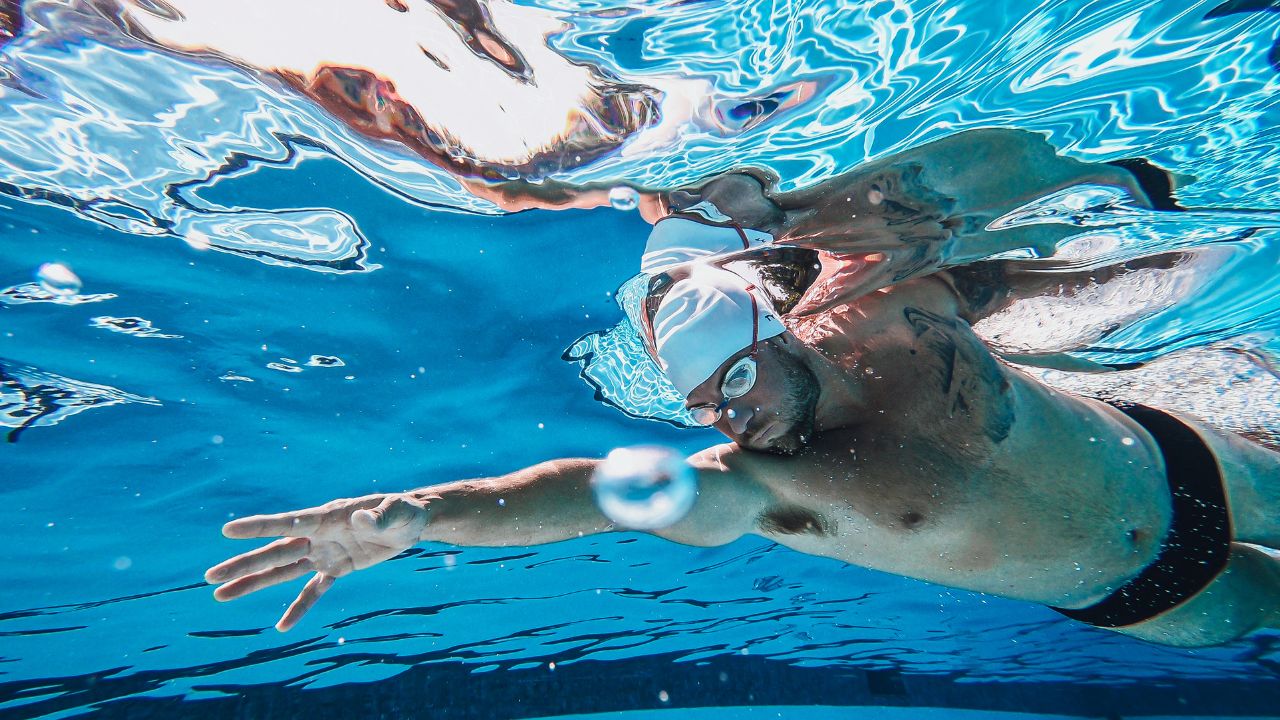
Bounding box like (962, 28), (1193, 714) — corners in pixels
(205, 129), (1280, 647)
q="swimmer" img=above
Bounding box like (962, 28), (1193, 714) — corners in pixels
(205, 132), (1280, 647)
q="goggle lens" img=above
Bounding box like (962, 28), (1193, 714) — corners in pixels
(689, 404), (721, 427)
(720, 356), (756, 400)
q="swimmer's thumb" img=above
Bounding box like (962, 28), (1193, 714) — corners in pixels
(353, 496), (417, 533)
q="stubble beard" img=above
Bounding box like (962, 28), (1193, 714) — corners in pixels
(756, 358), (820, 456)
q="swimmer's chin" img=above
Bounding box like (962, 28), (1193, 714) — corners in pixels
(763, 434), (807, 456)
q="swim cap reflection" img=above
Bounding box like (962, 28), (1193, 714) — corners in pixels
(650, 265), (786, 397)
(640, 201), (772, 273)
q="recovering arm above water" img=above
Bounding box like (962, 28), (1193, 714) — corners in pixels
(204, 450), (774, 631)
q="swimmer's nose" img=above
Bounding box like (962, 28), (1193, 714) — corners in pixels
(726, 405), (753, 436)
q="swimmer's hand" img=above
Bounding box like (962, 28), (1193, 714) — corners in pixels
(204, 493), (430, 632)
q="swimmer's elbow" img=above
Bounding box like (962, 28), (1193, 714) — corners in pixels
(648, 445), (771, 546)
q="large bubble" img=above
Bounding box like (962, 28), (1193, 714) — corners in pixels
(591, 445), (698, 530)
(36, 262), (82, 296)
(608, 186), (640, 211)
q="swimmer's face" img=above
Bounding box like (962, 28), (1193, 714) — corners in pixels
(685, 336), (819, 455)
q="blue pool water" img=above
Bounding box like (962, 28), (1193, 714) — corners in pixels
(2, 0), (1280, 718)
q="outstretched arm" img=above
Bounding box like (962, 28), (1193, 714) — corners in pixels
(460, 177), (671, 223)
(205, 451), (774, 631)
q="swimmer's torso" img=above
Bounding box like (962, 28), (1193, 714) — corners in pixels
(693, 276), (1173, 608)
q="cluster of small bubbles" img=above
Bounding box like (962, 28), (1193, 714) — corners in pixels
(267, 361), (303, 374)
(590, 445), (697, 530)
(608, 186), (640, 211)
(36, 262), (81, 296)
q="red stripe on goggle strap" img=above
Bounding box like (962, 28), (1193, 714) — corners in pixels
(746, 284), (760, 357)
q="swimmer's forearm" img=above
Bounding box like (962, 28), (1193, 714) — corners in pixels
(411, 459), (613, 547)
(462, 178), (669, 222)
(407, 449), (772, 549)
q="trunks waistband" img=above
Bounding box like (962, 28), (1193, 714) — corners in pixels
(1051, 403), (1232, 628)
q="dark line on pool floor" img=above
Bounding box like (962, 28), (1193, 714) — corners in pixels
(34, 651), (1280, 720)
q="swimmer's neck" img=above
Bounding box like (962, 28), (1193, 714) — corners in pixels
(798, 344), (868, 431)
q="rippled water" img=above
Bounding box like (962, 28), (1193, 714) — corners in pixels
(2, 0), (1280, 718)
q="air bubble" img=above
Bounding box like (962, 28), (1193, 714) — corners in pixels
(591, 446), (697, 530)
(609, 186), (640, 211)
(36, 263), (81, 296)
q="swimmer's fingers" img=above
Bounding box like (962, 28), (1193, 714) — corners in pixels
(222, 510), (324, 539)
(276, 573), (335, 632)
(205, 537), (310, 584)
(212, 558), (314, 602)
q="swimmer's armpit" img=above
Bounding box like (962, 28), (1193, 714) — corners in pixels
(757, 504), (834, 536)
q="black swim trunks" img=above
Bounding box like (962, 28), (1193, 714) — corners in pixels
(1051, 403), (1233, 628)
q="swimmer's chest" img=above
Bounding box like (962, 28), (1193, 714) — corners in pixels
(753, 430), (1145, 583)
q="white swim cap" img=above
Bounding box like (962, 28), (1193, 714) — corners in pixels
(641, 202), (773, 273)
(650, 265), (786, 397)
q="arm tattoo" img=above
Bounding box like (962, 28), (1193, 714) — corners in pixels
(903, 306), (1015, 444)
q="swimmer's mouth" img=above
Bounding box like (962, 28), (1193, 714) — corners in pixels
(748, 420), (784, 447)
